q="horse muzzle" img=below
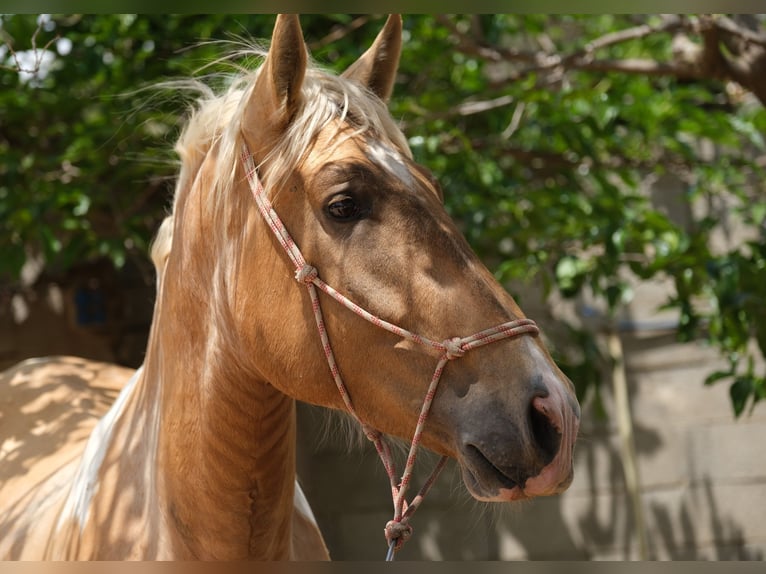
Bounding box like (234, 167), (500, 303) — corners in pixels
(455, 376), (580, 502)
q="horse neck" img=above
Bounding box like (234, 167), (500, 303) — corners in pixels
(142, 226), (297, 559)
(152, 349), (296, 559)
(93, 182), (299, 558)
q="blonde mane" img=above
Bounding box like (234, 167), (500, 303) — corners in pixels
(148, 44), (414, 364)
(148, 45), (416, 454)
(168, 46), (411, 221)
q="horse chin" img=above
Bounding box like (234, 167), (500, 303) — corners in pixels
(458, 457), (529, 503)
(456, 441), (575, 503)
(458, 449), (576, 503)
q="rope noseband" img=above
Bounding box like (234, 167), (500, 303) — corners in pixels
(241, 144), (539, 560)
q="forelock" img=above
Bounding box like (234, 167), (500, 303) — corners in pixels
(170, 49), (410, 216)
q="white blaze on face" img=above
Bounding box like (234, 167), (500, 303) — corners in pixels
(366, 140), (414, 188)
(56, 366), (143, 532)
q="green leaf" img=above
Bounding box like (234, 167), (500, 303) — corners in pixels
(730, 376), (755, 418)
(555, 255), (591, 296)
(704, 369), (732, 386)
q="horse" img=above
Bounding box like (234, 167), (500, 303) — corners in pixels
(0, 14), (580, 560)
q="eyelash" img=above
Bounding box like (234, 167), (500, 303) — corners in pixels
(326, 194), (366, 221)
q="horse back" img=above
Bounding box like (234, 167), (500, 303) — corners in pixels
(0, 356), (131, 559)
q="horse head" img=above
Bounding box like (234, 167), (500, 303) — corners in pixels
(169, 12), (579, 519)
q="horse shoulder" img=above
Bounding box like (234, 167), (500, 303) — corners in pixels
(0, 356), (132, 559)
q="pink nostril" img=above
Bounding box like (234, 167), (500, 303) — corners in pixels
(532, 396), (563, 433)
(523, 383), (579, 497)
(530, 396), (562, 465)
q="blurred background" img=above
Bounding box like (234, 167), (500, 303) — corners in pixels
(1, 14), (765, 559)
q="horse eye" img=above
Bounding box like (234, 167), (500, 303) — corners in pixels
(327, 195), (362, 221)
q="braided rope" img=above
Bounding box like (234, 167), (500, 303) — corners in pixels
(241, 145), (539, 559)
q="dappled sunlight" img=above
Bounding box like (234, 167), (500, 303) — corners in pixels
(2, 12), (765, 561)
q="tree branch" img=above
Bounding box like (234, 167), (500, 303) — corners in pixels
(401, 94), (517, 129)
(438, 14), (686, 73)
(712, 15), (766, 49)
(569, 57), (698, 78)
(580, 15), (684, 56)
(697, 14), (766, 107)
(439, 14), (766, 107)
(0, 19), (59, 77)
(435, 14), (550, 66)
(307, 15), (372, 51)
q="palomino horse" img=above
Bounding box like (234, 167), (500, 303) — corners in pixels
(0, 15), (580, 560)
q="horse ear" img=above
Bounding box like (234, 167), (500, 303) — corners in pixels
(245, 14), (307, 132)
(342, 14), (402, 102)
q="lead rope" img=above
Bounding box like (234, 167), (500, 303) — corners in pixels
(241, 144), (540, 560)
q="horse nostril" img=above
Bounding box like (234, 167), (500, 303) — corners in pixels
(529, 396), (561, 465)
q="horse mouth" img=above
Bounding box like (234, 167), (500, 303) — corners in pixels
(459, 444), (534, 502)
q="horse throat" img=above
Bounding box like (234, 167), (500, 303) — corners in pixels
(152, 282), (298, 559)
(159, 387), (296, 559)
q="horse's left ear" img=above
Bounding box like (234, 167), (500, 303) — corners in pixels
(342, 15), (402, 102)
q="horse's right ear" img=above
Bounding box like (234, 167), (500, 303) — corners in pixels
(243, 14), (307, 139)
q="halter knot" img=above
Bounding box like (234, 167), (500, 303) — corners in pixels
(384, 519), (413, 550)
(443, 337), (466, 360)
(361, 423), (382, 442)
(295, 264), (318, 284)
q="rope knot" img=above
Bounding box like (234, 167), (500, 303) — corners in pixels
(443, 337), (466, 360)
(384, 519), (413, 550)
(361, 423), (382, 442)
(294, 264), (318, 284)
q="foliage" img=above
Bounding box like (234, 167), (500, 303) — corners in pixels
(2, 14), (765, 416)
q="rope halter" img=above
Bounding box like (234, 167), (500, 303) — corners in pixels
(241, 143), (540, 560)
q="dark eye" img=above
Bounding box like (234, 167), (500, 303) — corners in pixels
(327, 195), (363, 221)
